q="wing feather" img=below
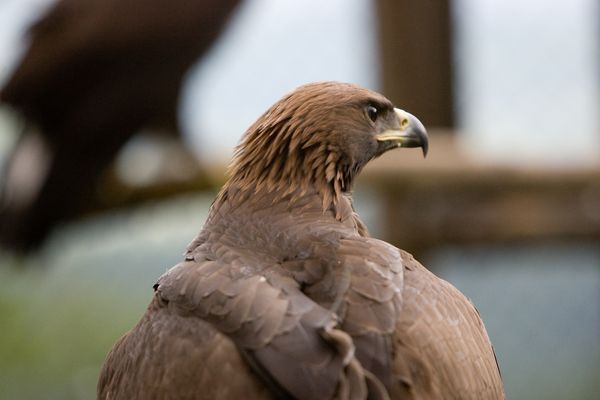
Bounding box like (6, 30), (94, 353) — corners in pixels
(155, 258), (363, 400)
(390, 251), (505, 399)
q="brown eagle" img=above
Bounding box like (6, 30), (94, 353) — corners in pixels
(0, 0), (239, 252)
(98, 82), (504, 400)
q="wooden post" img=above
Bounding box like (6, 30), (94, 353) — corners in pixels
(376, 0), (455, 128)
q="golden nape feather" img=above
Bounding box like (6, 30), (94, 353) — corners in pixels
(98, 82), (504, 400)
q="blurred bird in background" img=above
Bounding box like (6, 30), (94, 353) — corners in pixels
(0, 0), (240, 252)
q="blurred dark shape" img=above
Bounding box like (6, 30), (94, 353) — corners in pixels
(0, 0), (240, 253)
(376, 0), (454, 128)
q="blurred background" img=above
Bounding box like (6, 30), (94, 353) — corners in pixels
(0, 0), (598, 399)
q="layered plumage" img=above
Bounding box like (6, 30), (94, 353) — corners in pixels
(98, 82), (504, 399)
(0, 0), (239, 251)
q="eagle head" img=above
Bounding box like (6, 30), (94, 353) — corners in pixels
(225, 81), (428, 209)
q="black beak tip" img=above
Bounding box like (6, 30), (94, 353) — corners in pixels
(405, 112), (428, 158)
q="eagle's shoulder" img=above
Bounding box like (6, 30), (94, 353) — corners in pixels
(154, 248), (388, 399)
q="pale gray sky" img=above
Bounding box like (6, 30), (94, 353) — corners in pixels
(453, 0), (599, 167)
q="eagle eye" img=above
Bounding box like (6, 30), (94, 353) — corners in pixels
(366, 105), (379, 123)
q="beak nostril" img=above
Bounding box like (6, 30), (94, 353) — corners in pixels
(401, 118), (409, 129)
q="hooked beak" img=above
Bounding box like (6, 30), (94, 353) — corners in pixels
(375, 108), (428, 157)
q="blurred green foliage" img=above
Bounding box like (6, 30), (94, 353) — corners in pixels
(0, 193), (212, 400)
(0, 263), (150, 400)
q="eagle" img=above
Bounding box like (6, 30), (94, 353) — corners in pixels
(0, 0), (240, 252)
(98, 82), (504, 400)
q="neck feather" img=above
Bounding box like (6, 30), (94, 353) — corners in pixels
(216, 138), (359, 219)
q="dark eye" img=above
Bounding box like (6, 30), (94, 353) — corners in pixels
(367, 105), (379, 123)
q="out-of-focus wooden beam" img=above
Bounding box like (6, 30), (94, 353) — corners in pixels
(376, 0), (454, 128)
(359, 132), (600, 258)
